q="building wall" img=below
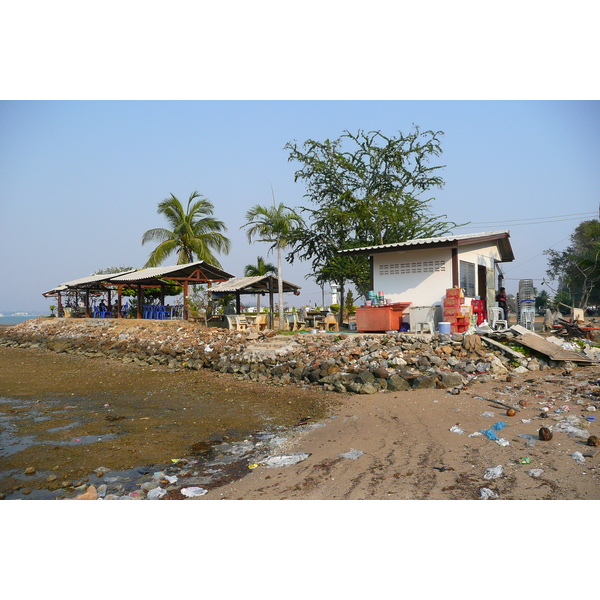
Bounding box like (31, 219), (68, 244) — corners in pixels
(372, 247), (452, 306)
(371, 241), (502, 307)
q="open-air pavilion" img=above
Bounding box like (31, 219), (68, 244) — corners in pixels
(43, 261), (233, 320)
(208, 275), (301, 329)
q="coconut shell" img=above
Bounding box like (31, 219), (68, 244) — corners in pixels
(539, 427), (553, 441)
(519, 399), (529, 407)
(507, 408), (517, 417)
(587, 435), (600, 447)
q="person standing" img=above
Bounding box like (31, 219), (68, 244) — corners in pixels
(496, 287), (508, 324)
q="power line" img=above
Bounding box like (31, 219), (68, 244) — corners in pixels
(502, 234), (572, 275)
(456, 213), (596, 229)
(455, 211), (597, 227)
(455, 216), (597, 229)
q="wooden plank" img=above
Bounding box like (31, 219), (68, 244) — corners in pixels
(516, 332), (592, 363)
(480, 336), (526, 359)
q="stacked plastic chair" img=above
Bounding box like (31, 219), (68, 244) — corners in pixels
(517, 279), (536, 330)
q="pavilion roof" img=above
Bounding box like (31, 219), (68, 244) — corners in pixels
(109, 261), (233, 286)
(208, 275), (301, 295)
(42, 262), (233, 297)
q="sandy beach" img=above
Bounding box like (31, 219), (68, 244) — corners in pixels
(197, 368), (600, 501)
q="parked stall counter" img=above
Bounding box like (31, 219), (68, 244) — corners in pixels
(355, 302), (411, 332)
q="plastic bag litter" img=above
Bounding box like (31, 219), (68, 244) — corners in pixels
(481, 412), (495, 419)
(554, 421), (589, 440)
(449, 426), (465, 434)
(261, 453), (311, 468)
(495, 438), (510, 447)
(571, 451), (586, 465)
(480, 487), (499, 500)
(481, 429), (499, 441)
(517, 433), (537, 447)
(491, 421), (507, 431)
(181, 486), (208, 498)
(339, 449), (364, 460)
(484, 465), (504, 480)
(527, 469), (544, 478)
(146, 487), (167, 499)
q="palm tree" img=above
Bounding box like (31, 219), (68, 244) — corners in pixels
(142, 191), (231, 268)
(244, 256), (277, 314)
(242, 201), (304, 330)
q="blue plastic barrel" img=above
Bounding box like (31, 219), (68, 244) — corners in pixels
(438, 321), (451, 334)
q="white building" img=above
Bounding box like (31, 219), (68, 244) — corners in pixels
(339, 231), (514, 327)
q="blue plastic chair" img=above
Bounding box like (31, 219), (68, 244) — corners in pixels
(93, 305), (101, 318)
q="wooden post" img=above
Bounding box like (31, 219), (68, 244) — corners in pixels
(183, 280), (189, 320)
(116, 286), (122, 319)
(452, 248), (459, 288)
(85, 289), (90, 318)
(268, 277), (275, 329)
(137, 285), (143, 319)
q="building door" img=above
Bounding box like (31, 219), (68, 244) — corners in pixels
(478, 265), (487, 311)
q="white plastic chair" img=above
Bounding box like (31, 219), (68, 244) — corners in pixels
(415, 307), (436, 334)
(489, 307), (508, 331)
(520, 308), (535, 331)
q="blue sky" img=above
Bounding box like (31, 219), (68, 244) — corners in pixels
(1, 100), (599, 313)
(1, 3), (599, 313)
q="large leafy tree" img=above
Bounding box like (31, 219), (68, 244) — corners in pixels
(142, 191), (231, 268)
(284, 128), (464, 303)
(244, 256), (277, 314)
(545, 219), (600, 309)
(241, 202), (304, 330)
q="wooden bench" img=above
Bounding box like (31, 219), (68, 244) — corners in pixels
(254, 315), (268, 331)
(320, 315), (339, 332)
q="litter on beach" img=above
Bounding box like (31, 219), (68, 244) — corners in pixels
(480, 487), (499, 500)
(261, 453), (311, 468)
(147, 487), (167, 499)
(181, 486), (208, 497)
(484, 465), (504, 480)
(339, 449), (364, 460)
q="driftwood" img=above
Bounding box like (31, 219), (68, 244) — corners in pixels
(553, 318), (588, 339)
(474, 395), (521, 412)
(480, 336), (526, 359)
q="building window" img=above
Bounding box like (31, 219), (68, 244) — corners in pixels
(460, 261), (476, 297)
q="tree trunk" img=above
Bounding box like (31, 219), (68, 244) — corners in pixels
(277, 245), (284, 330)
(338, 282), (345, 329)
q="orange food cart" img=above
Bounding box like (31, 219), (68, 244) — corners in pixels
(355, 302), (411, 332)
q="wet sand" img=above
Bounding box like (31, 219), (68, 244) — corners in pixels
(0, 344), (339, 498)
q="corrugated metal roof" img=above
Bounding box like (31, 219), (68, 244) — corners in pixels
(108, 261), (233, 283)
(209, 275), (301, 294)
(42, 285), (68, 297)
(338, 230), (514, 261)
(60, 270), (137, 287)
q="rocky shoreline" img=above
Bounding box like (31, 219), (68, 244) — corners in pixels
(0, 317), (590, 394)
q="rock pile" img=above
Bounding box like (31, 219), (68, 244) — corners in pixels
(0, 318), (576, 395)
